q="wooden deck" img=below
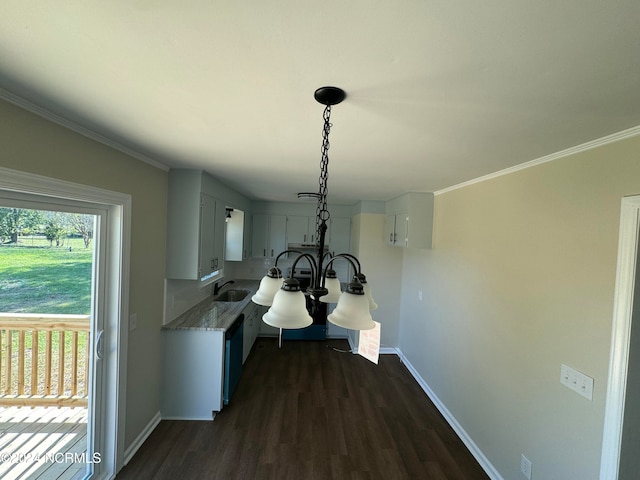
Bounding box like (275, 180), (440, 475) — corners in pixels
(0, 406), (88, 480)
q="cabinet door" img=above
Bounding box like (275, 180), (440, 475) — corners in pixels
(251, 214), (268, 257)
(166, 170), (202, 280)
(384, 214), (397, 246)
(242, 314), (252, 364)
(287, 215), (311, 244)
(162, 330), (225, 418)
(395, 212), (408, 247)
(243, 213), (251, 259)
(213, 200), (225, 270)
(268, 215), (287, 257)
(199, 194), (216, 279)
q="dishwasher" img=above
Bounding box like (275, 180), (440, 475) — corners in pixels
(224, 314), (244, 406)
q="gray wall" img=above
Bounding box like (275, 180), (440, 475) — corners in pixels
(397, 134), (640, 478)
(0, 97), (168, 453)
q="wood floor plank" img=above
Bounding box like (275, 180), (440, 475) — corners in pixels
(117, 338), (488, 479)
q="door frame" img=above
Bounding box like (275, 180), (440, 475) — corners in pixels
(601, 195), (640, 479)
(0, 166), (131, 477)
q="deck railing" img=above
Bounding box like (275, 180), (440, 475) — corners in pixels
(0, 313), (90, 407)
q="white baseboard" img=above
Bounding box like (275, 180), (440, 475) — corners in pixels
(123, 411), (162, 466)
(396, 349), (504, 480)
(379, 346), (398, 354)
(161, 415), (215, 421)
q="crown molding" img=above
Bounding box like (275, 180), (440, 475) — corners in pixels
(435, 125), (640, 196)
(0, 87), (170, 172)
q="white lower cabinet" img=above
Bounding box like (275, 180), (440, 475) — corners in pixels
(242, 303), (261, 363)
(161, 329), (225, 420)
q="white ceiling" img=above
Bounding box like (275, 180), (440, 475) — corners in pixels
(1, 1), (639, 204)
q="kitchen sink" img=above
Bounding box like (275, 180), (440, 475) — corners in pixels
(216, 289), (250, 302)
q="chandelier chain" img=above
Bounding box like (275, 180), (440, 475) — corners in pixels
(316, 104), (332, 247)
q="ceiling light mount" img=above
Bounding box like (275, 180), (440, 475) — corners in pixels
(314, 86), (346, 106)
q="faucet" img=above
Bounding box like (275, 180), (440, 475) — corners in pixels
(213, 280), (235, 296)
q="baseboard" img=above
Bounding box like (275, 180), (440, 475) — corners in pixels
(161, 415), (215, 421)
(379, 346), (398, 354)
(396, 349), (504, 480)
(348, 336), (397, 356)
(123, 411), (162, 466)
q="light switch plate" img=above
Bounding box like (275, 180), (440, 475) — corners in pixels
(560, 364), (593, 400)
(129, 312), (138, 331)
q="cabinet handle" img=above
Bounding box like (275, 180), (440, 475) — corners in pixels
(389, 233), (393, 243)
(271, 249), (274, 256)
(263, 249), (266, 256)
(304, 234), (307, 242)
(311, 235), (314, 242)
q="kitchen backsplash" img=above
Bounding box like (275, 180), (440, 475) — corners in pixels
(163, 256), (299, 324)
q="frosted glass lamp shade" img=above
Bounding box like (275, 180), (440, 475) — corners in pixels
(363, 282), (378, 310)
(263, 288), (313, 329)
(252, 268), (283, 306)
(327, 283), (375, 331)
(319, 275), (342, 304)
(356, 273), (377, 311)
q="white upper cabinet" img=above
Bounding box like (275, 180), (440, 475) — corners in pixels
(199, 193), (218, 277)
(287, 215), (317, 245)
(251, 214), (287, 258)
(166, 170), (225, 281)
(385, 212), (408, 247)
(384, 193), (434, 249)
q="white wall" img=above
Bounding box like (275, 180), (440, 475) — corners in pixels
(397, 133), (640, 478)
(351, 212), (403, 349)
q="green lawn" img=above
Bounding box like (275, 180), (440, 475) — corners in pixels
(1, 237), (92, 395)
(0, 237), (92, 314)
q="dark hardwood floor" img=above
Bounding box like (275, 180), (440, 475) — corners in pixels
(117, 338), (489, 479)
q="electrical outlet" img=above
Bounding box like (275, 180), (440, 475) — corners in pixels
(520, 454), (532, 479)
(560, 364), (594, 400)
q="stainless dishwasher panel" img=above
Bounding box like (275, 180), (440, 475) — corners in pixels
(224, 314), (244, 406)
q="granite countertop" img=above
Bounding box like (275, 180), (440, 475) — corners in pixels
(162, 279), (260, 332)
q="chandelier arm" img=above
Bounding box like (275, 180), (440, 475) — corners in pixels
(274, 249), (304, 267)
(333, 253), (362, 274)
(322, 251), (334, 262)
(289, 253), (319, 282)
(322, 254), (362, 288)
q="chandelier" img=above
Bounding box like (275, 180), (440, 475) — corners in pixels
(251, 87), (378, 342)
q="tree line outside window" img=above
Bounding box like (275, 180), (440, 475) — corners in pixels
(0, 207), (94, 248)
